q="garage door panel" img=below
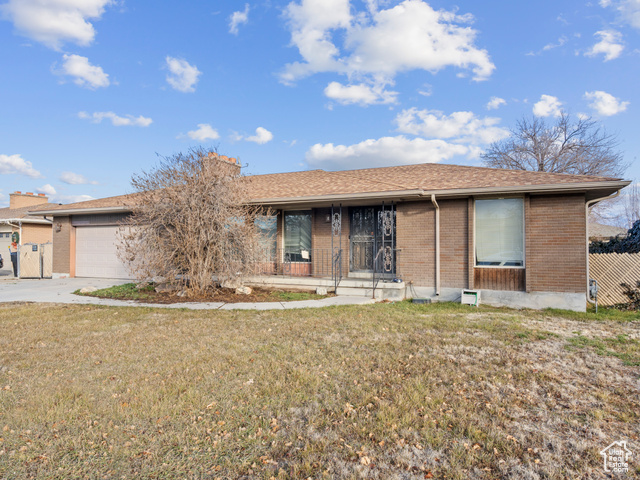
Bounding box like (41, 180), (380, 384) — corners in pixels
(75, 226), (133, 279)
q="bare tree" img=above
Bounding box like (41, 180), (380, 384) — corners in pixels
(117, 148), (268, 296)
(482, 112), (626, 177)
(622, 182), (640, 228)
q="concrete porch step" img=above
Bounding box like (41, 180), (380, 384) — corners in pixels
(336, 283), (405, 300)
(244, 275), (406, 300)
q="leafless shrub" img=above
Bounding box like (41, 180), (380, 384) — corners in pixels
(117, 147), (270, 296)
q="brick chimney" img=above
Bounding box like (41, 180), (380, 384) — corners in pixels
(206, 151), (241, 176)
(10, 191), (49, 209)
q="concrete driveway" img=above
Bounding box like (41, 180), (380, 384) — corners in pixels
(0, 277), (376, 310)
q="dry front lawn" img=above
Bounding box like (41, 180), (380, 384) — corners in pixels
(0, 302), (638, 479)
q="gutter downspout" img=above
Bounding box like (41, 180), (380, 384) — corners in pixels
(431, 194), (440, 296)
(585, 190), (621, 305)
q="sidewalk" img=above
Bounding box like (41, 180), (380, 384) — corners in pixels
(0, 277), (376, 310)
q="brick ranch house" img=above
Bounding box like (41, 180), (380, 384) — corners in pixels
(32, 160), (629, 311)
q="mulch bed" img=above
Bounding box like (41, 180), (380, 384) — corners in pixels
(98, 286), (331, 304)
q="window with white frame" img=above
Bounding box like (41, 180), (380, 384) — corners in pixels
(475, 198), (524, 267)
(284, 211), (311, 262)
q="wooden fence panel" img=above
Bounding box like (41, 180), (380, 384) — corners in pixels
(589, 253), (640, 305)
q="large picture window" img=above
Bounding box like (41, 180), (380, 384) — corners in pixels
(284, 211), (311, 262)
(475, 198), (524, 267)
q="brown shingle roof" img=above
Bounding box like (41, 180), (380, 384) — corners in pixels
(248, 163), (619, 200)
(30, 163), (627, 214)
(0, 203), (59, 222)
(28, 194), (137, 213)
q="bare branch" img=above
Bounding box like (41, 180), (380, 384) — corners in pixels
(481, 112), (626, 177)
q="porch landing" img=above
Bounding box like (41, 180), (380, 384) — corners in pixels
(244, 275), (406, 300)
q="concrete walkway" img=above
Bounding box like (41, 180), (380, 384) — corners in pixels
(0, 277), (376, 310)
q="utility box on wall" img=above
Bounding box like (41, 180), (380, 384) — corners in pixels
(461, 289), (480, 306)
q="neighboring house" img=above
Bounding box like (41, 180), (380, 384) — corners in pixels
(0, 192), (56, 257)
(33, 159), (629, 311)
(588, 221), (627, 243)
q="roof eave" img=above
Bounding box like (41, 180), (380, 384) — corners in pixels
(251, 180), (631, 206)
(28, 180), (631, 213)
(0, 218), (53, 225)
(29, 205), (132, 216)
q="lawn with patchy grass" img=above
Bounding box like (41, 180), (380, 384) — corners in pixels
(0, 302), (638, 479)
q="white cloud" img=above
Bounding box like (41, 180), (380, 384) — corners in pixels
(0, 154), (42, 178)
(533, 94), (563, 117)
(542, 35), (567, 51)
(37, 184), (56, 196)
(585, 90), (630, 116)
(601, 1), (640, 29)
(395, 108), (509, 144)
(418, 84), (433, 97)
(246, 127), (274, 144)
(486, 96), (506, 110)
(165, 56), (201, 93)
(282, 0), (494, 100)
(57, 54), (109, 89)
(32, 184), (97, 203)
(52, 194), (95, 204)
(78, 111), (153, 127)
(0, 0), (113, 50)
(229, 4), (249, 35)
(59, 171), (97, 185)
(324, 81), (397, 105)
(585, 30), (624, 61)
(186, 124), (220, 141)
(306, 136), (473, 170)
(618, 0), (640, 28)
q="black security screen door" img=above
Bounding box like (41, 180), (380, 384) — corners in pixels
(350, 206), (396, 273)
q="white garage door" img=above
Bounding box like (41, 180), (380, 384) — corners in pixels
(76, 226), (133, 279)
(0, 230), (12, 259)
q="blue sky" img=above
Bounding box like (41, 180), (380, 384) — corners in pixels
(0, 0), (639, 205)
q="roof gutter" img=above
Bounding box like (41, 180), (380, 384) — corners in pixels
(0, 218), (52, 225)
(252, 180), (630, 206)
(29, 206), (132, 216)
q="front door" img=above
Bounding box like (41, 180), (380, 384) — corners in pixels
(350, 207), (375, 272)
(350, 206), (396, 274)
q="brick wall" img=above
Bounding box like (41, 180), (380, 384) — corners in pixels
(312, 207), (350, 277)
(9, 192), (48, 209)
(440, 199), (469, 288)
(396, 200), (435, 286)
(526, 194), (586, 293)
(396, 199), (469, 288)
(52, 216), (71, 275)
(22, 224), (52, 245)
